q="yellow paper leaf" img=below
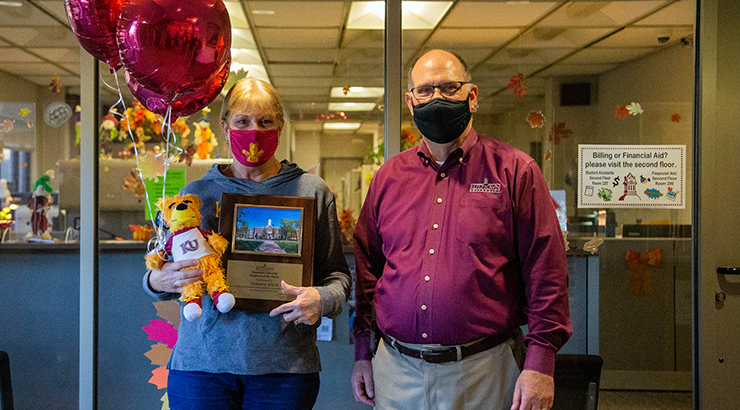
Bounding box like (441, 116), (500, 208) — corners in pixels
(161, 392), (170, 410)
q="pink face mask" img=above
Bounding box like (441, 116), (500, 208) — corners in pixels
(229, 129), (279, 167)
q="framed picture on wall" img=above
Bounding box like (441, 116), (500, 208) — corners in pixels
(220, 193), (316, 313)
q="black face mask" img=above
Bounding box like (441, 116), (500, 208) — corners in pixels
(412, 96), (472, 144)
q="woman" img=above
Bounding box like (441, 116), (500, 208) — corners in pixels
(144, 78), (351, 410)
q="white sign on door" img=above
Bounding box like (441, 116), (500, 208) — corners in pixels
(578, 145), (686, 209)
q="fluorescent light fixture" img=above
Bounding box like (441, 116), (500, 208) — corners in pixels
(0, 1), (23, 6)
(328, 102), (376, 111)
(323, 122), (362, 130)
(252, 10), (275, 15)
(330, 86), (384, 98)
(347, 1), (453, 30)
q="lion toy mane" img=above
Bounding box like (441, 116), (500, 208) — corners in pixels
(145, 194), (234, 321)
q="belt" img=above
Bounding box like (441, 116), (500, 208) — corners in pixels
(381, 331), (513, 364)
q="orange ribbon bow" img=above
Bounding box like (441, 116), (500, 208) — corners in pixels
(625, 248), (661, 296)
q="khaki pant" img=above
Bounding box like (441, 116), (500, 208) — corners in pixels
(373, 335), (522, 410)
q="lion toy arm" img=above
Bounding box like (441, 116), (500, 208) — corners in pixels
(207, 231), (229, 255)
(145, 249), (168, 271)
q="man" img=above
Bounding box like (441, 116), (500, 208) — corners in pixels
(351, 49), (572, 410)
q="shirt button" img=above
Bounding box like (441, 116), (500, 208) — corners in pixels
(421, 305), (427, 310)
(436, 198), (442, 203)
(422, 333), (428, 338)
(429, 249), (435, 255)
(425, 276), (430, 281)
(433, 223), (439, 229)
(440, 172), (446, 178)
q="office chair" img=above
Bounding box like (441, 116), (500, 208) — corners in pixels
(552, 354), (603, 410)
(0, 351), (13, 410)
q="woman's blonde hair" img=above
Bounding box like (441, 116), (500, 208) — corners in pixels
(220, 77), (285, 126)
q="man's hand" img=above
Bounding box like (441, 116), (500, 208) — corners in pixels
(351, 360), (375, 406)
(149, 259), (203, 293)
(511, 369), (554, 410)
(269, 281), (321, 325)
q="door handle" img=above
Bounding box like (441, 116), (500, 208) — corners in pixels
(717, 267), (740, 275)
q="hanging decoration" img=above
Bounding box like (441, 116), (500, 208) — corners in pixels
(626, 102), (644, 116)
(137, 151), (166, 182)
(671, 113), (682, 123)
(614, 104), (629, 120)
(548, 122), (572, 145)
(0, 119), (13, 133)
(122, 169), (146, 197)
(526, 110), (545, 128)
(507, 73), (527, 98)
(177, 144), (196, 166)
(193, 108), (218, 159)
(401, 127), (419, 151)
(44, 102), (73, 127)
(625, 248), (661, 296)
(49, 76), (63, 94)
(343, 85), (352, 95)
(544, 150), (551, 161)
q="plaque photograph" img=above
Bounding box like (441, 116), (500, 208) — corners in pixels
(220, 193), (316, 313)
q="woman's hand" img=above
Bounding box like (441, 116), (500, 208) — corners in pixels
(148, 259), (203, 293)
(269, 281), (322, 325)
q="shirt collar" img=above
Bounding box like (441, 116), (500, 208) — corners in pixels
(417, 127), (478, 167)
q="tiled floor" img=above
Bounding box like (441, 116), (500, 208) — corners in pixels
(598, 390), (693, 410)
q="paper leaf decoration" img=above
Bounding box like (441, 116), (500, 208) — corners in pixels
(143, 320), (178, 348)
(137, 151), (166, 182)
(49, 76), (62, 94)
(161, 393), (169, 410)
(615, 105), (629, 120)
(177, 144), (196, 167)
(526, 111), (545, 128)
(149, 367), (169, 389)
(627, 102), (643, 116)
(544, 150), (551, 161)
(19, 108), (29, 117)
(548, 122), (572, 145)
(507, 73), (527, 98)
(583, 233), (604, 255)
(145, 344), (173, 366)
(562, 230), (569, 250)
(626, 248), (661, 296)
(1, 119), (14, 133)
(671, 113), (682, 123)
(343, 85), (351, 95)
(154, 300), (181, 328)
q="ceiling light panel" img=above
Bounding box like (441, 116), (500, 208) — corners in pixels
(323, 122), (361, 130)
(248, 1), (345, 27)
(442, 2), (558, 28)
(328, 102), (376, 111)
(347, 1), (452, 30)
(225, 1), (249, 28)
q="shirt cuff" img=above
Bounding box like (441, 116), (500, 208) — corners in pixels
(142, 270), (177, 301)
(354, 329), (373, 361)
(523, 344), (556, 377)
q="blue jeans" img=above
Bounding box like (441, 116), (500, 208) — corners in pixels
(167, 370), (320, 410)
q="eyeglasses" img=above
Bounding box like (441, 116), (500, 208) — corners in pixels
(409, 81), (470, 101)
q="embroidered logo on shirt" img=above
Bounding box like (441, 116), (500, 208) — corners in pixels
(469, 178), (501, 193)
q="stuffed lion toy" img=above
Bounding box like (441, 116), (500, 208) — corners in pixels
(146, 194), (235, 321)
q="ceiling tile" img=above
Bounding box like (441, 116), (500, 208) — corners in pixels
(488, 48), (547, 65)
(539, 2), (620, 27)
(342, 30), (384, 48)
(277, 86), (330, 97)
(599, 1), (669, 25)
(28, 48), (81, 64)
(269, 63), (334, 77)
(635, 0), (695, 26)
(516, 27), (613, 48)
(273, 77), (334, 88)
(60, 63), (80, 75)
(442, 1), (559, 28)
(427, 28), (521, 48)
(0, 48), (43, 63)
(34, 1), (70, 23)
(0, 63), (64, 76)
(257, 28), (340, 48)
(562, 47), (658, 64)
(25, 75), (81, 87)
(0, 26), (79, 48)
(0, 2), (61, 27)
(594, 26), (694, 48)
(331, 77), (384, 88)
(538, 64), (617, 77)
(265, 48), (338, 63)
(248, 1), (346, 28)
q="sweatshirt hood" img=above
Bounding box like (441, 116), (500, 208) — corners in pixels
(201, 160), (306, 191)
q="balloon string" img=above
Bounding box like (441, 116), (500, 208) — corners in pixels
(104, 70), (163, 250)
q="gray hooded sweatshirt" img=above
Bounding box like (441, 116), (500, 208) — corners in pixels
(143, 161), (351, 374)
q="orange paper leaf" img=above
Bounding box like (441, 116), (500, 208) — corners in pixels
(145, 344), (173, 366)
(671, 113), (682, 123)
(526, 111), (545, 128)
(548, 122), (572, 145)
(148, 366), (169, 389)
(615, 105), (629, 120)
(507, 73), (527, 98)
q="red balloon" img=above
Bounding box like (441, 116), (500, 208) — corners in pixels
(116, 0), (231, 100)
(125, 57), (230, 119)
(65, 0), (124, 69)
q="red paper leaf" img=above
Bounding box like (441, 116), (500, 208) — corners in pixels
(615, 105), (629, 120)
(507, 73), (527, 98)
(548, 122), (572, 145)
(671, 113), (682, 123)
(143, 320), (178, 348)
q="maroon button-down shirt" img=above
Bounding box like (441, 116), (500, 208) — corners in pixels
(353, 129), (572, 376)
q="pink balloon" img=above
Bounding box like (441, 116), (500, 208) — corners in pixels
(65, 0), (123, 69)
(125, 57), (230, 119)
(116, 0), (231, 100)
